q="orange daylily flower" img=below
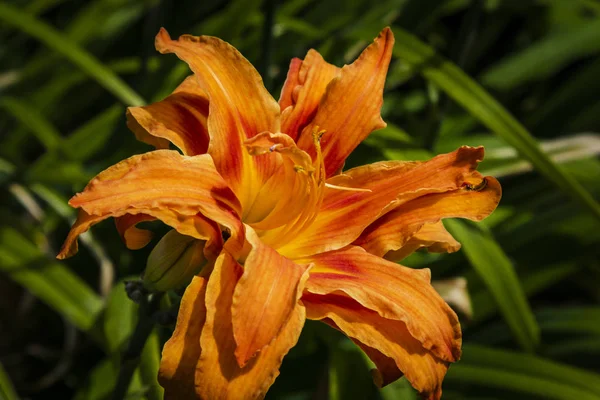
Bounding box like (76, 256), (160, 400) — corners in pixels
(57, 27), (501, 399)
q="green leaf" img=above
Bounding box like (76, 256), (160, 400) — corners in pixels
(0, 362), (19, 400)
(63, 105), (122, 161)
(140, 331), (164, 400)
(545, 338), (600, 358)
(0, 226), (104, 332)
(537, 307), (600, 336)
(446, 345), (600, 400)
(471, 262), (578, 322)
(445, 219), (539, 351)
(0, 97), (62, 152)
(73, 358), (145, 400)
(329, 340), (375, 400)
(380, 377), (417, 400)
(0, 3), (145, 106)
(390, 27), (600, 222)
(104, 280), (138, 356)
(481, 20), (600, 90)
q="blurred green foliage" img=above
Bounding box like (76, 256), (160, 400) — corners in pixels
(1, 0), (600, 399)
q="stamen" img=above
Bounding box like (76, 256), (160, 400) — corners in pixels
(324, 183), (372, 192)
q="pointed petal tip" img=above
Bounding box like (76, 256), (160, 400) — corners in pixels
(155, 27), (172, 53)
(380, 26), (394, 42)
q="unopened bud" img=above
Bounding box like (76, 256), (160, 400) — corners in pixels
(143, 229), (207, 292)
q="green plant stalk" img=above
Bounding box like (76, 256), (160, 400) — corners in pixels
(0, 3), (145, 106)
(111, 292), (163, 400)
(391, 27), (600, 222)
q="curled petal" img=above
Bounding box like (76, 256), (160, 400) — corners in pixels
(232, 227), (310, 366)
(280, 146), (486, 258)
(355, 176), (502, 258)
(56, 151), (241, 259)
(127, 76), (209, 155)
(196, 252), (305, 399)
(280, 51), (340, 141)
(278, 58), (302, 111)
(155, 28), (280, 210)
(115, 213), (155, 250)
(296, 27), (394, 177)
(303, 293), (448, 400)
(385, 221), (461, 261)
(301, 245), (461, 363)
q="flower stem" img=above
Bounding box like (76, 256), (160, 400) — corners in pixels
(111, 290), (164, 400)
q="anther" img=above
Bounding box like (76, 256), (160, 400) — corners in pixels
(465, 178), (488, 191)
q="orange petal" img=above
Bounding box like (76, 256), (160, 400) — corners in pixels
(385, 221), (462, 261)
(155, 28), (280, 209)
(56, 150), (242, 259)
(232, 227), (310, 366)
(296, 28), (394, 177)
(195, 251), (306, 399)
(126, 75), (209, 155)
(355, 176), (502, 258)
(280, 50), (340, 141)
(279, 146), (486, 258)
(303, 293), (449, 400)
(114, 213), (155, 250)
(278, 58), (302, 111)
(159, 275), (208, 399)
(301, 245), (461, 363)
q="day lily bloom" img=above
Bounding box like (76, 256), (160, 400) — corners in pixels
(57, 27), (501, 399)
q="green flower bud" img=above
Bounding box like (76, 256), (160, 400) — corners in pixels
(143, 229), (207, 292)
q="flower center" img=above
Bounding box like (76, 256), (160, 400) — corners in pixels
(243, 127), (326, 248)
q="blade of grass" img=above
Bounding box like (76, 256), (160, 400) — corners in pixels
(471, 262), (578, 322)
(0, 362), (19, 400)
(447, 344), (600, 397)
(0, 226), (104, 332)
(445, 219), (540, 351)
(480, 19), (600, 90)
(0, 97), (62, 152)
(0, 3), (144, 106)
(391, 27), (600, 222)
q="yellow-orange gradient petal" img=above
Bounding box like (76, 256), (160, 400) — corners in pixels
(280, 50), (340, 141)
(159, 275), (208, 399)
(114, 213), (156, 250)
(386, 221), (462, 261)
(279, 146), (486, 258)
(126, 75), (209, 155)
(56, 150), (242, 259)
(301, 246), (461, 363)
(303, 293), (448, 400)
(355, 176), (501, 258)
(196, 252), (306, 400)
(296, 28), (394, 177)
(232, 227), (310, 367)
(155, 28), (280, 210)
